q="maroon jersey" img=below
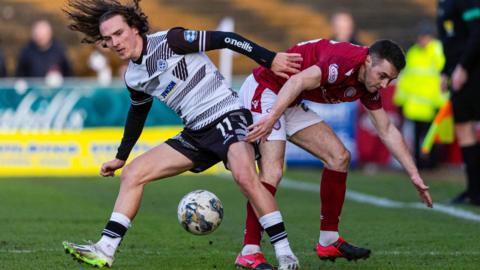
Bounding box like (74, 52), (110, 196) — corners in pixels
(252, 39), (382, 110)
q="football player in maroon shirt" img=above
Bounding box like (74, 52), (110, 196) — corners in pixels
(235, 38), (433, 269)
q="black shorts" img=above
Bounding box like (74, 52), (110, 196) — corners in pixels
(451, 68), (480, 123)
(165, 109), (259, 173)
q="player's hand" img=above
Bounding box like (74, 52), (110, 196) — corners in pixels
(451, 64), (468, 91)
(246, 115), (276, 142)
(100, 158), (126, 177)
(411, 175), (433, 208)
(271, 52), (303, 79)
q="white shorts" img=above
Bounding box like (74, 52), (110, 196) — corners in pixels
(239, 74), (322, 141)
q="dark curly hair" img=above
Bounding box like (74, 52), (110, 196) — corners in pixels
(64, 0), (149, 44)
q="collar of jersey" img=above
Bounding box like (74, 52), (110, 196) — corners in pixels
(133, 35), (148, 65)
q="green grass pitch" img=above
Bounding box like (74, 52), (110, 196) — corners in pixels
(1, 169), (479, 269)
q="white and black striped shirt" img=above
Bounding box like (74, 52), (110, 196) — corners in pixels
(125, 30), (240, 130)
(116, 27), (276, 160)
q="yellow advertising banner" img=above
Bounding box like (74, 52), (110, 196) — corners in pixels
(0, 127), (227, 176)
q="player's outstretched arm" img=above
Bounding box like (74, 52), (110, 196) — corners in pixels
(367, 108), (433, 208)
(246, 65), (322, 142)
(166, 27), (302, 78)
(103, 88), (153, 177)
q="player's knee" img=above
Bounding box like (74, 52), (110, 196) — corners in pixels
(120, 164), (143, 187)
(232, 170), (260, 196)
(260, 169), (282, 187)
(326, 148), (350, 170)
(338, 148), (351, 168)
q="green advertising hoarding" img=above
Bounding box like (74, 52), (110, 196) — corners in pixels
(0, 79), (225, 176)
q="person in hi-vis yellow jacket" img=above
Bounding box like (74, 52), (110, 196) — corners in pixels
(394, 22), (446, 169)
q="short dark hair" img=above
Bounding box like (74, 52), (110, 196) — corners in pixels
(64, 0), (149, 44)
(368, 40), (406, 72)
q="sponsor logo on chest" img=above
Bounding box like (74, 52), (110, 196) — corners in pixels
(328, 64), (339, 83)
(161, 81), (177, 98)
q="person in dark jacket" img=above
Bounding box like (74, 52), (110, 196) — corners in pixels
(15, 19), (73, 77)
(0, 40), (6, 77)
(437, 0), (480, 205)
(0, 49), (6, 77)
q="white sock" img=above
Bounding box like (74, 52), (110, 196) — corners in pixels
(319, 230), (339, 247)
(97, 236), (121, 257)
(258, 211), (283, 228)
(258, 211), (294, 258)
(241, 244), (261, 255)
(96, 212), (131, 257)
(273, 238), (292, 257)
(110, 212), (131, 228)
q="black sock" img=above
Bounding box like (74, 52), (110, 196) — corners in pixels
(264, 222), (288, 244)
(102, 221), (127, 239)
(460, 144), (480, 202)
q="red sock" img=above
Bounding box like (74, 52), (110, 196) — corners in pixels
(243, 182), (277, 246)
(320, 168), (347, 231)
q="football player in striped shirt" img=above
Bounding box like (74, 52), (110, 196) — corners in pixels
(62, 1), (302, 269)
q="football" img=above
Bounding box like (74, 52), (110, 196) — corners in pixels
(177, 190), (224, 235)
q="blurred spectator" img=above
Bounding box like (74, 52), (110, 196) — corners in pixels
(0, 47), (6, 77)
(330, 11), (361, 45)
(88, 45), (112, 85)
(438, 0), (480, 205)
(15, 20), (73, 79)
(394, 22), (446, 170)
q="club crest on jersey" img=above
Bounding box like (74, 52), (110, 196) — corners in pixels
(157, 59), (168, 72)
(183, 30), (198, 43)
(344, 87), (357, 97)
(328, 64), (339, 84)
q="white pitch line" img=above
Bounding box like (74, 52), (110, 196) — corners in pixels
(0, 249), (57, 253)
(280, 177), (480, 222)
(372, 250), (480, 256)
(2, 248), (479, 257)
(219, 174), (480, 222)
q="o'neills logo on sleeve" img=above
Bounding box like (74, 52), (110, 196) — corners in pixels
(328, 64), (339, 84)
(224, 37), (253, 52)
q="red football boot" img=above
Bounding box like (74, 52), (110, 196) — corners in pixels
(316, 237), (371, 262)
(235, 252), (275, 270)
